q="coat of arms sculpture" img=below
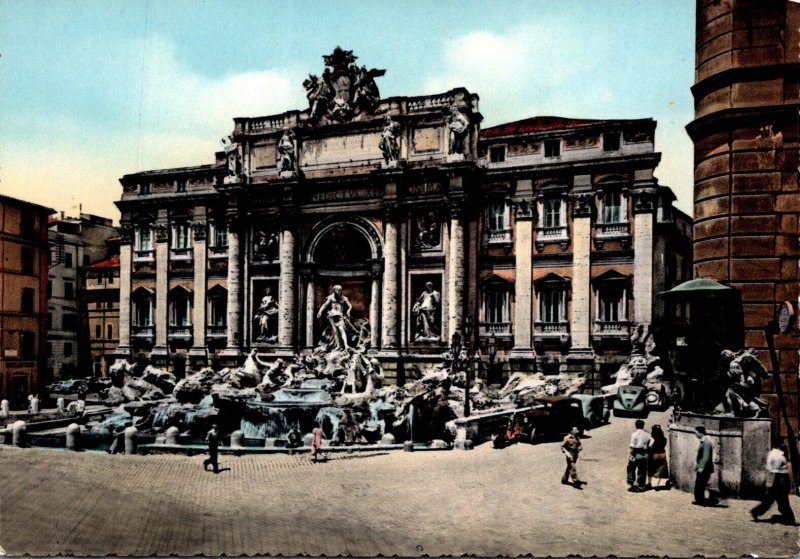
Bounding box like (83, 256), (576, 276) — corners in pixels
(303, 47), (386, 123)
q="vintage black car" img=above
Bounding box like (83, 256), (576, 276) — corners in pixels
(516, 395), (585, 444)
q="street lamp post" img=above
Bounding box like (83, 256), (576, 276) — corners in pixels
(488, 334), (497, 384)
(463, 317), (473, 417)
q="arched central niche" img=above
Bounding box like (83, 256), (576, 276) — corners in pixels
(305, 216), (383, 346)
(312, 223), (373, 265)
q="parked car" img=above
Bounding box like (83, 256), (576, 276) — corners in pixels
(516, 396), (585, 444)
(613, 385), (649, 417)
(58, 380), (88, 395)
(572, 394), (611, 429)
(47, 382), (65, 394)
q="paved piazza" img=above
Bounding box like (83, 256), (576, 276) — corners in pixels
(1, 410), (798, 557)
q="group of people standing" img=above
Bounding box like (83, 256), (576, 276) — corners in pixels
(627, 420), (670, 492)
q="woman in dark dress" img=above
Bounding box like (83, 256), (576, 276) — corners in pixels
(648, 424), (670, 489)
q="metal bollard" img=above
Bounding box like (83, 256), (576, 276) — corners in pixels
(165, 426), (179, 445)
(57, 397), (65, 413)
(230, 430), (244, 449)
(0, 399), (9, 417)
(12, 420), (27, 447)
(66, 423), (81, 451)
(124, 425), (138, 454)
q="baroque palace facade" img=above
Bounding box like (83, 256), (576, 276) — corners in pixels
(115, 48), (691, 387)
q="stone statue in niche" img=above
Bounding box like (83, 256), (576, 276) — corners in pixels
(447, 106), (470, 155)
(413, 282), (441, 341)
(379, 115), (401, 165)
(253, 229), (279, 262)
(413, 210), (441, 251)
(317, 285), (353, 351)
(254, 287), (279, 343)
(221, 136), (242, 183)
(277, 129), (296, 175)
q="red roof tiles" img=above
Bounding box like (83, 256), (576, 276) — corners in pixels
(480, 116), (604, 138)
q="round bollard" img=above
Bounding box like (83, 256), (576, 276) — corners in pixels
(56, 397), (65, 413)
(230, 430), (244, 449)
(29, 397), (39, 415)
(1, 399), (10, 417)
(403, 440), (415, 452)
(380, 433), (396, 445)
(12, 420), (27, 447)
(302, 433), (314, 447)
(165, 426), (179, 445)
(66, 423), (81, 451)
(124, 425), (138, 455)
(430, 439), (447, 449)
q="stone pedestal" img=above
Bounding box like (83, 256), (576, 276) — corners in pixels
(669, 413), (771, 499)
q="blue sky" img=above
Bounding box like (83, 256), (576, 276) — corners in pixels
(0, 1), (695, 219)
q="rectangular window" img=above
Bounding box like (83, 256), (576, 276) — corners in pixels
(21, 247), (34, 274)
(177, 180), (187, 193)
(211, 222), (228, 248)
(21, 288), (35, 313)
(170, 295), (191, 326)
(63, 314), (78, 331)
(134, 298), (153, 326)
(20, 332), (35, 360)
(599, 287), (624, 322)
(602, 191), (622, 224)
(107, 300), (114, 309)
(83, 254), (91, 267)
(209, 296), (227, 326)
(544, 139), (561, 158)
(107, 271), (114, 284)
(136, 227), (153, 252)
(543, 199), (561, 228)
(540, 289), (564, 323)
(107, 324), (113, 339)
(20, 211), (35, 237)
(488, 203), (507, 232)
(97, 273), (103, 285)
(64, 282), (74, 300)
(484, 291), (508, 323)
(489, 146), (506, 163)
(139, 183), (151, 195)
(47, 312), (53, 329)
(64, 342), (73, 358)
(65, 252), (73, 268)
(603, 132), (621, 152)
(95, 324), (101, 339)
(171, 223), (191, 250)
(47, 280), (53, 297)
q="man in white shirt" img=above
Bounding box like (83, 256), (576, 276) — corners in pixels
(751, 437), (796, 525)
(627, 419), (650, 492)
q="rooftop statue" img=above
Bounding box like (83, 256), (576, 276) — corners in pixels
(447, 106), (470, 155)
(379, 115), (401, 165)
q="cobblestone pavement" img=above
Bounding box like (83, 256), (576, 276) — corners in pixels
(1, 410), (798, 556)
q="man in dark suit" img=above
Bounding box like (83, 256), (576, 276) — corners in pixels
(693, 426), (714, 505)
(203, 424), (220, 473)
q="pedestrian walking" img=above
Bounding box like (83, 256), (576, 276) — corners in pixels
(311, 423), (325, 462)
(627, 419), (650, 492)
(751, 436), (796, 525)
(561, 426), (583, 489)
(203, 424), (220, 473)
(693, 425), (714, 506)
(648, 424), (670, 489)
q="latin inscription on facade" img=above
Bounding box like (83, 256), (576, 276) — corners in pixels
(304, 187), (383, 204)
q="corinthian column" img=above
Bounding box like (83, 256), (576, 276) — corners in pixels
(632, 186), (656, 327)
(447, 205), (466, 339)
(152, 222), (169, 358)
(568, 191), (594, 359)
(189, 220), (207, 358)
(511, 191), (534, 358)
(116, 223), (132, 356)
(278, 224), (297, 349)
(381, 206), (399, 348)
(222, 212), (242, 356)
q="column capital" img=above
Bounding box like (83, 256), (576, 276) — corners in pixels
(383, 202), (403, 223)
(153, 223), (169, 243)
(192, 220), (208, 242)
(632, 187), (658, 214)
(512, 198), (534, 221)
(572, 191), (594, 218)
(118, 222), (133, 245)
